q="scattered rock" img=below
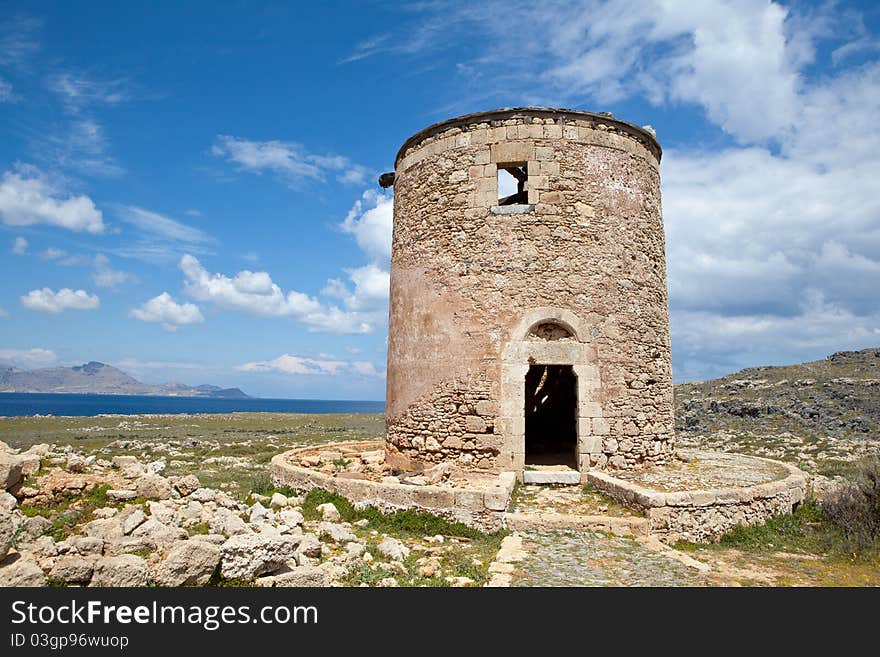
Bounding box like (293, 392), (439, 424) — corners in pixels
(173, 475), (200, 497)
(66, 454), (87, 473)
(316, 502), (341, 522)
(278, 509), (304, 528)
(189, 488), (217, 503)
(344, 542), (365, 559)
(153, 540), (221, 586)
(220, 534), (298, 579)
(120, 508), (146, 535)
(107, 489), (137, 503)
(0, 511), (14, 560)
(0, 492), (17, 511)
(20, 515), (52, 541)
(0, 554), (47, 586)
(49, 556), (94, 584)
(136, 475), (172, 500)
(318, 522), (357, 543)
(91, 554), (149, 587)
(295, 533), (321, 560)
(249, 501), (272, 525)
(103, 537), (154, 557)
(209, 508), (250, 537)
(0, 452), (23, 491)
(59, 536), (104, 556)
(256, 564), (329, 587)
(269, 492), (289, 508)
(82, 518), (124, 541)
(131, 519), (187, 546)
(376, 537), (410, 562)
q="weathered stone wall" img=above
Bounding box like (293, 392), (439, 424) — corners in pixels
(270, 443), (514, 532)
(385, 108), (674, 473)
(587, 465), (808, 543)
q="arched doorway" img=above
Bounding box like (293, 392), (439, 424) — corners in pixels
(524, 363), (578, 468)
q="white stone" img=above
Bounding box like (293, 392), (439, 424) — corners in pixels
(316, 502), (341, 522)
(120, 508), (146, 535)
(131, 518), (188, 545)
(153, 540), (221, 586)
(278, 509), (304, 528)
(49, 556), (94, 584)
(522, 469), (581, 485)
(209, 508), (251, 537)
(220, 534), (298, 579)
(269, 492), (289, 508)
(249, 501), (273, 524)
(0, 511), (14, 560)
(318, 522), (357, 543)
(136, 475), (172, 500)
(91, 554), (149, 587)
(376, 537), (409, 561)
(0, 555), (46, 586)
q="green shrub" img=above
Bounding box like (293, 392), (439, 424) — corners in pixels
(824, 457), (880, 552)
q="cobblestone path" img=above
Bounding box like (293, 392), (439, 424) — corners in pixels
(510, 530), (708, 587)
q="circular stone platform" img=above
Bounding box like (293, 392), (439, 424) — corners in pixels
(270, 443), (806, 543)
(586, 449), (807, 543)
(269, 441), (515, 531)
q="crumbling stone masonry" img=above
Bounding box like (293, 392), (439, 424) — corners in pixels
(382, 108), (674, 478)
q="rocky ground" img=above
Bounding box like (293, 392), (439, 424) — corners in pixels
(0, 416), (500, 587)
(676, 348), (880, 478)
(2, 343), (879, 588)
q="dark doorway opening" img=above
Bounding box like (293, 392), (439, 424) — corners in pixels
(524, 364), (578, 468)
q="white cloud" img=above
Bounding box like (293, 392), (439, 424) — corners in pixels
(351, 1), (849, 145)
(323, 263), (390, 313)
(237, 353), (384, 378)
(92, 254), (136, 288)
(0, 16), (41, 67)
(47, 72), (129, 112)
(179, 254), (374, 334)
(119, 206), (211, 244)
(339, 190), (393, 262)
(0, 166), (104, 233)
(672, 291), (880, 382)
(112, 358), (205, 371)
(21, 288), (100, 313)
(212, 135), (369, 187)
(130, 292), (204, 330)
(33, 119), (125, 178)
(41, 247), (65, 260)
(0, 306), (8, 318)
(12, 236), (27, 255)
(0, 347), (56, 368)
(0, 77), (12, 102)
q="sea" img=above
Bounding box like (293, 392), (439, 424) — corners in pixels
(0, 392), (385, 417)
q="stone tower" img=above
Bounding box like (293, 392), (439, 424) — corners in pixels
(381, 108), (674, 480)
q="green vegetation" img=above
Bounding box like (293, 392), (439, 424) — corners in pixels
(824, 456), (880, 553)
(19, 484), (114, 542)
(302, 489), (502, 542)
(302, 489), (505, 586)
(0, 412), (384, 499)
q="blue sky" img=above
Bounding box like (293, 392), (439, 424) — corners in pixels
(1, 1), (879, 399)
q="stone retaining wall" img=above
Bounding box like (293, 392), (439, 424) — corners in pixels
(270, 444), (515, 532)
(586, 460), (807, 543)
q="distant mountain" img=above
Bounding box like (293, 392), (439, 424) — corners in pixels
(0, 361), (250, 398)
(675, 348), (880, 440)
